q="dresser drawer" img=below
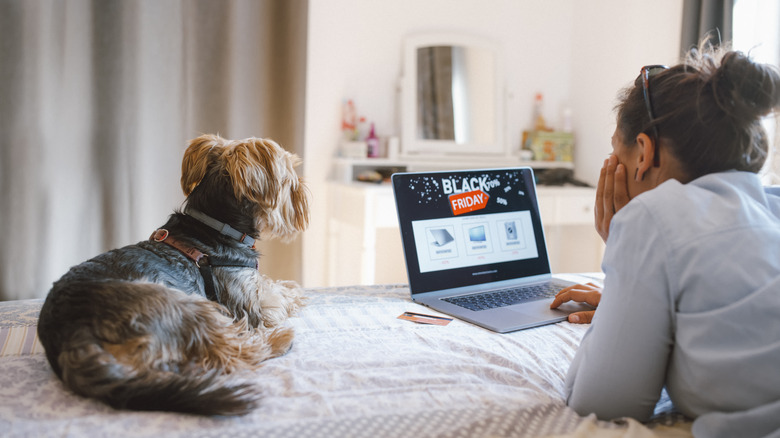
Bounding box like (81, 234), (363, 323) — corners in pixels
(555, 195), (595, 225)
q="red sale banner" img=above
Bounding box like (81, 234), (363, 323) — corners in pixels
(449, 189), (489, 216)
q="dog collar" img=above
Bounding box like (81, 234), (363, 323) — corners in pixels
(184, 206), (256, 248)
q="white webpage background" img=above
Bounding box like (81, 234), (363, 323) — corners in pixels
(412, 211), (538, 273)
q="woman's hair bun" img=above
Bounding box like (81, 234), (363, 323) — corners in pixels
(705, 49), (780, 124)
(617, 42), (779, 178)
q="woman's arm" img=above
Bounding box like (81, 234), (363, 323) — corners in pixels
(564, 200), (675, 422)
(550, 156), (627, 323)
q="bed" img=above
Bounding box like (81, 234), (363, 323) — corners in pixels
(0, 274), (690, 437)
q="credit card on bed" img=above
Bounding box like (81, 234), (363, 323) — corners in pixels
(398, 311), (452, 326)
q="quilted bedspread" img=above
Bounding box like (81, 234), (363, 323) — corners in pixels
(0, 275), (689, 437)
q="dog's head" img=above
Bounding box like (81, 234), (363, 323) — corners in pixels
(181, 134), (309, 242)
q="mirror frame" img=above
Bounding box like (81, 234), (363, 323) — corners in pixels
(401, 33), (506, 157)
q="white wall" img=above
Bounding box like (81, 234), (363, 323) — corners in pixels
(568, 0), (683, 185)
(302, 0), (682, 287)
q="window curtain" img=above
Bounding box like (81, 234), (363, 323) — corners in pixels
(0, 0), (307, 301)
(681, 0), (780, 182)
(681, 0), (734, 52)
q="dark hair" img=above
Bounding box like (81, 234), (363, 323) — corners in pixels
(616, 44), (780, 180)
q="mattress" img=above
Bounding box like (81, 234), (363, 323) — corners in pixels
(0, 276), (689, 437)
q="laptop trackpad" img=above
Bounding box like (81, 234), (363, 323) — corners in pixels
(512, 299), (593, 317)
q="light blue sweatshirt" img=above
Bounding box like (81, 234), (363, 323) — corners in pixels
(565, 171), (780, 438)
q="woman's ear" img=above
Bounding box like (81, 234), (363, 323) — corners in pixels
(634, 133), (656, 182)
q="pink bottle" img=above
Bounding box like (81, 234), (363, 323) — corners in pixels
(366, 123), (380, 158)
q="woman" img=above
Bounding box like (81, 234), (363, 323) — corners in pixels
(550, 45), (780, 438)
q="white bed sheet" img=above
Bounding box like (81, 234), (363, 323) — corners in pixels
(0, 277), (689, 437)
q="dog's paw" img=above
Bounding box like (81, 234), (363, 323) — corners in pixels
(255, 278), (307, 328)
(266, 327), (295, 358)
(278, 280), (308, 314)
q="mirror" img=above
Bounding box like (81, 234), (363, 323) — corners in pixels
(402, 33), (505, 156)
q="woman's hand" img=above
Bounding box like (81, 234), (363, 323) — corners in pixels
(595, 155), (630, 242)
(550, 282), (602, 324)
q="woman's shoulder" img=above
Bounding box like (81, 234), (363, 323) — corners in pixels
(617, 171), (777, 245)
(635, 171), (771, 214)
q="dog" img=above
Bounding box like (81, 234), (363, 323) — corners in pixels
(37, 134), (310, 416)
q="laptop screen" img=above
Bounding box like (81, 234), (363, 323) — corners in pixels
(391, 167), (551, 294)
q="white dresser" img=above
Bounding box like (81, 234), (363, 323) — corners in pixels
(326, 180), (604, 286)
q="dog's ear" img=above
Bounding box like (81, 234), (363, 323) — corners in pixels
(224, 138), (279, 209)
(288, 175), (310, 233)
(225, 138), (310, 240)
(181, 134), (224, 196)
(282, 158), (310, 234)
(258, 151), (311, 241)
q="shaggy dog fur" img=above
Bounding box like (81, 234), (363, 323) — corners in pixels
(37, 134), (310, 416)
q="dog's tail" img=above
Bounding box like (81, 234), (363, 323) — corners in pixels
(38, 281), (292, 416)
(59, 345), (263, 415)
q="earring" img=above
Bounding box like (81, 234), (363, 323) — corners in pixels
(634, 168), (645, 182)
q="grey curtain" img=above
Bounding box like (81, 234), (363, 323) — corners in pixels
(0, 0), (307, 301)
(681, 0), (734, 52)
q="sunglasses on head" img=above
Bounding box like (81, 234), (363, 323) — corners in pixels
(639, 65), (669, 166)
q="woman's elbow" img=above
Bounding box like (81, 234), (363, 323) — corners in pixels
(567, 388), (654, 423)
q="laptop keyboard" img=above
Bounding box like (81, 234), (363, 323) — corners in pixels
(442, 282), (567, 312)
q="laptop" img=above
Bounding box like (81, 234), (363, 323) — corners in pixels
(391, 167), (592, 333)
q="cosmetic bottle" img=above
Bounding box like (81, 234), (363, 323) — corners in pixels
(341, 99), (357, 140)
(366, 123), (380, 158)
(532, 93), (547, 131)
